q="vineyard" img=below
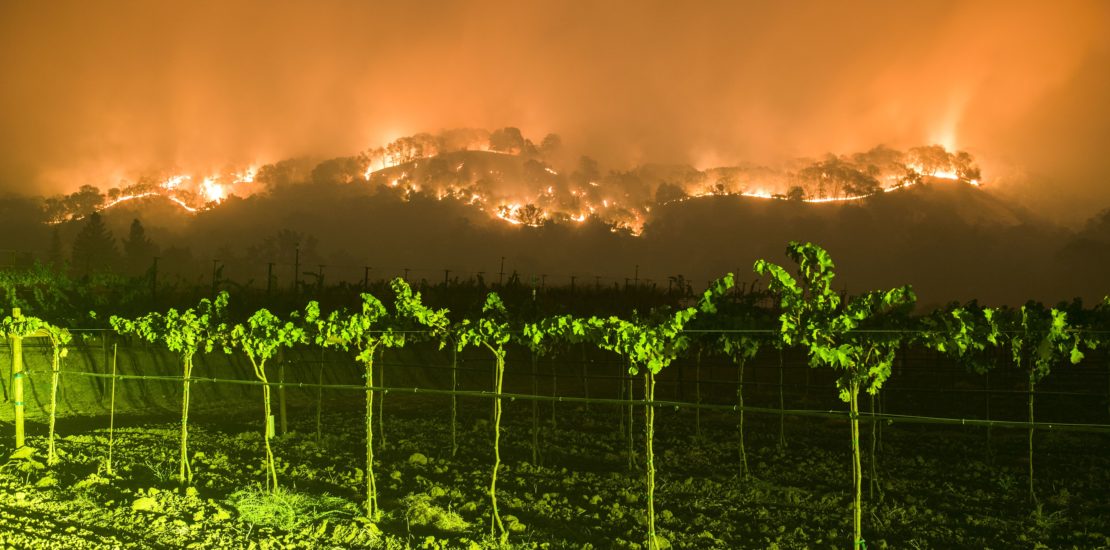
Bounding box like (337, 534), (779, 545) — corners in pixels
(2, 242), (1109, 549)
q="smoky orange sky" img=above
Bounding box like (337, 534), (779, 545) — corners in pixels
(2, 1), (1108, 223)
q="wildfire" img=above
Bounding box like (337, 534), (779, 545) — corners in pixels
(98, 191), (199, 214)
(233, 167), (256, 184)
(102, 191), (161, 209)
(201, 176), (226, 203)
(740, 190), (774, 199)
(166, 196), (201, 213)
(64, 134), (982, 238)
(161, 174), (190, 190)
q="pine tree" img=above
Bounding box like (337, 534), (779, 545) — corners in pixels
(47, 226), (65, 271)
(122, 218), (157, 276)
(71, 212), (119, 277)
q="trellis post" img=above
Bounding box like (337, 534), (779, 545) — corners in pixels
(11, 308), (24, 449)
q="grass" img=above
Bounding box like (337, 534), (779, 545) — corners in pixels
(403, 493), (471, 533)
(229, 485), (359, 532)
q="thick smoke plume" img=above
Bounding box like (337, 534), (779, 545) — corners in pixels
(2, 1), (1109, 222)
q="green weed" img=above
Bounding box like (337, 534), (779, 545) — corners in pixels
(403, 493), (471, 533)
(228, 485), (358, 532)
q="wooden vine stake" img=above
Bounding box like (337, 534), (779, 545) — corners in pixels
(5, 308), (68, 461)
(10, 310), (25, 452)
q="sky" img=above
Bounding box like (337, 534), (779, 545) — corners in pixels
(1, 1), (1109, 223)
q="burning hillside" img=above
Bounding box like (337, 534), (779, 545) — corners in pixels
(43, 129), (982, 234)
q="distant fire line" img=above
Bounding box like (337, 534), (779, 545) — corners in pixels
(55, 145), (981, 235)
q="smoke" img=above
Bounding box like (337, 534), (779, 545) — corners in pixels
(1, 1), (1108, 222)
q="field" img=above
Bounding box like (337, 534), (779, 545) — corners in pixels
(2, 339), (1109, 549)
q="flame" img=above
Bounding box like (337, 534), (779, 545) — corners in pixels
(102, 191), (160, 209)
(161, 174), (190, 190)
(72, 137), (983, 238)
(201, 176), (226, 203)
(233, 167), (256, 184)
(166, 196), (200, 213)
(802, 194), (868, 203)
(96, 191), (199, 215)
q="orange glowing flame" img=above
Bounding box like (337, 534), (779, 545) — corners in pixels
(233, 167), (256, 184)
(85, 137), (975, 236)
(201, 176), (226, 203)
(97, 191), (200, 215)
(161, 174), (190, 190)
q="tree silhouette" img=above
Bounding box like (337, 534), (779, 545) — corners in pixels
(70, 212), (119, 277)
(47, 226), (65, 271)
(907, 145), (953, 176)
(539, 133), (562, 157)
(489, 127), (525, 153)
(122, 218), (158, 276)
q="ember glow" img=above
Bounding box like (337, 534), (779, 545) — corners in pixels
(52, 132), (983, 234)
(349, 136), (986, 235)
(45, 165), (259, 223)
(161, 175), (190, 190)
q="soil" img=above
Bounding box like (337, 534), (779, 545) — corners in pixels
(1, 391), (1108, 549)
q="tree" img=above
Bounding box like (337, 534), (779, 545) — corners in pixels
(572, 156), (601, 186)
(786, 186), (806, 201)
(71, 212), (119, 277)
(47, 226), (65, 271)
(435, 127), (491, 153)
(539, 133), (562, 158)
(851, 144), (906, 172)
(756, 242), (915, 549)
(952, 151), (981, 181)
(489, 127), (525, 154)
(122, 219), (158, 276)
(255, 157), (316, 189)
(797, 155), (880, 199)
(654, 182), (687, 204)
(63, 185), (106, 219)
(311, 156), (363, 185)
(907, 145), (953, 176)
